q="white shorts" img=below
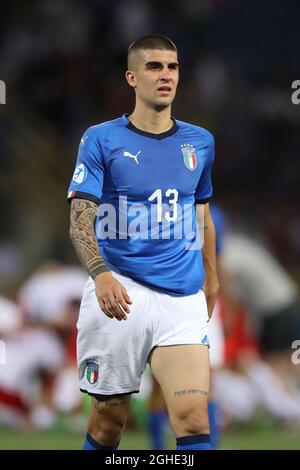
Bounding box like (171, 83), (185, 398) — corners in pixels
(77, 272), (209, 395)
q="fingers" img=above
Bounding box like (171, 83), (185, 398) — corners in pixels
(122, 288), (132, 305)
(101, 297), (123, 321)
(99, 299), (114, 319)
(118, 288), (132, 313)
(100, 292), (130, 321)
(207, 301), (213, 318)
(206, 296), (217, 319)
(107, 293), (127, 321)
(96, 280), (133, 321)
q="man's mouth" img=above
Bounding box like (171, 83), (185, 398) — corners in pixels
(157, 86), (172, 92)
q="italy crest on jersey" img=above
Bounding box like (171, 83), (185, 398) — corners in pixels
(181, 144), (197, 171)
(86, 361), (99, 385)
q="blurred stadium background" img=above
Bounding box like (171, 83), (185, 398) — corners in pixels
(0, 0), (300, 450)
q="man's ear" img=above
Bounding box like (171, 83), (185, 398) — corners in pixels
(125, 70), (136, 88)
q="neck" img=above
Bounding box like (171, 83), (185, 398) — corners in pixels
(129, 103), (173, 134)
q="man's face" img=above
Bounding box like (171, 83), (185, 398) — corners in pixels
(126, 49), (179, 109)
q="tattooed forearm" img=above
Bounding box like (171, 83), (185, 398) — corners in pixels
(174, 389), (208, 397)
(69, 199), (110, 279)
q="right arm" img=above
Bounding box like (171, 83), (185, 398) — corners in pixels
(69, 198), (132, 320)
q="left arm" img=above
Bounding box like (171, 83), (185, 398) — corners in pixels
(197, 202), (219, 318)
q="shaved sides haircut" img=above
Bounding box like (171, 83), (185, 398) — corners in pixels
(127, 34), (177, 69)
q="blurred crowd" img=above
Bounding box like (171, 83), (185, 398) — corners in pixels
(0, 262), (87, 429)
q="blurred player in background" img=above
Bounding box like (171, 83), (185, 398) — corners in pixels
(18, 262), (87, 420)
(216, 233), (300, 422)
(223, 233), (300, 364)
(0, 295), (64, 429)
(0, 262), (86, 429)
(0, 296), (21, 337)
(68, 34), (218, 451)
(209, 230), (300, 427)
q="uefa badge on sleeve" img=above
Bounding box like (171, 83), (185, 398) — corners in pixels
(86, 361), (99, 385)
(72, 163), (88, 184)
(181, 144), (197, 171)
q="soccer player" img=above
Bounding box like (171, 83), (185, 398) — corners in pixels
(68, 34), (218, 451)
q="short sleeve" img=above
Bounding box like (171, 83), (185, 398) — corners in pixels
(195, 131), (215, 204)
(67, 126), (105, 205)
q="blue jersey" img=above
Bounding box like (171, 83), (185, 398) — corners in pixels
(68, 114), (215, 296)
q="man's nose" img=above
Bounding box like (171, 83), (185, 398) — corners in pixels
(160, 67), (172, 80)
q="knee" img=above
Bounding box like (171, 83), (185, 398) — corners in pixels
(88, 413), (127, 446)
(169, 406), (210, 437)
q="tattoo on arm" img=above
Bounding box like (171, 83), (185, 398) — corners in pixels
(174, 389), (208, 397)
(69, 199), (110, 279)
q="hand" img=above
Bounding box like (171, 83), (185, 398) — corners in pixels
(94, 272), (132, 321)
(203, 278), (219, 319)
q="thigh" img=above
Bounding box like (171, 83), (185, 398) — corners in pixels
(149, 375), (166, 411)
(149, 344), (210, 417)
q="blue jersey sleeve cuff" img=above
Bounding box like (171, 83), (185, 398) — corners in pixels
(195, 197), (211, 205)
(67, 191), (101, 205)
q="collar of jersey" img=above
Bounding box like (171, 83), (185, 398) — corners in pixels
(122, 113), (179, 140)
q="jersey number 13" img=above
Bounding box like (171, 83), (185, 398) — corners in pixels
(148, 189), (178, 223)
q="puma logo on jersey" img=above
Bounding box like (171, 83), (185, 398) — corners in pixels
(123, 150), (141, 164)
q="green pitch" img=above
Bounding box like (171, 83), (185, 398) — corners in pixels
(0, 427), (300, 450)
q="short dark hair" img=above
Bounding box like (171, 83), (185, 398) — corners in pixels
(127, 34), (177, 68)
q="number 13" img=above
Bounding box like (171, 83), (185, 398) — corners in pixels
(148, 189), (178, 222)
